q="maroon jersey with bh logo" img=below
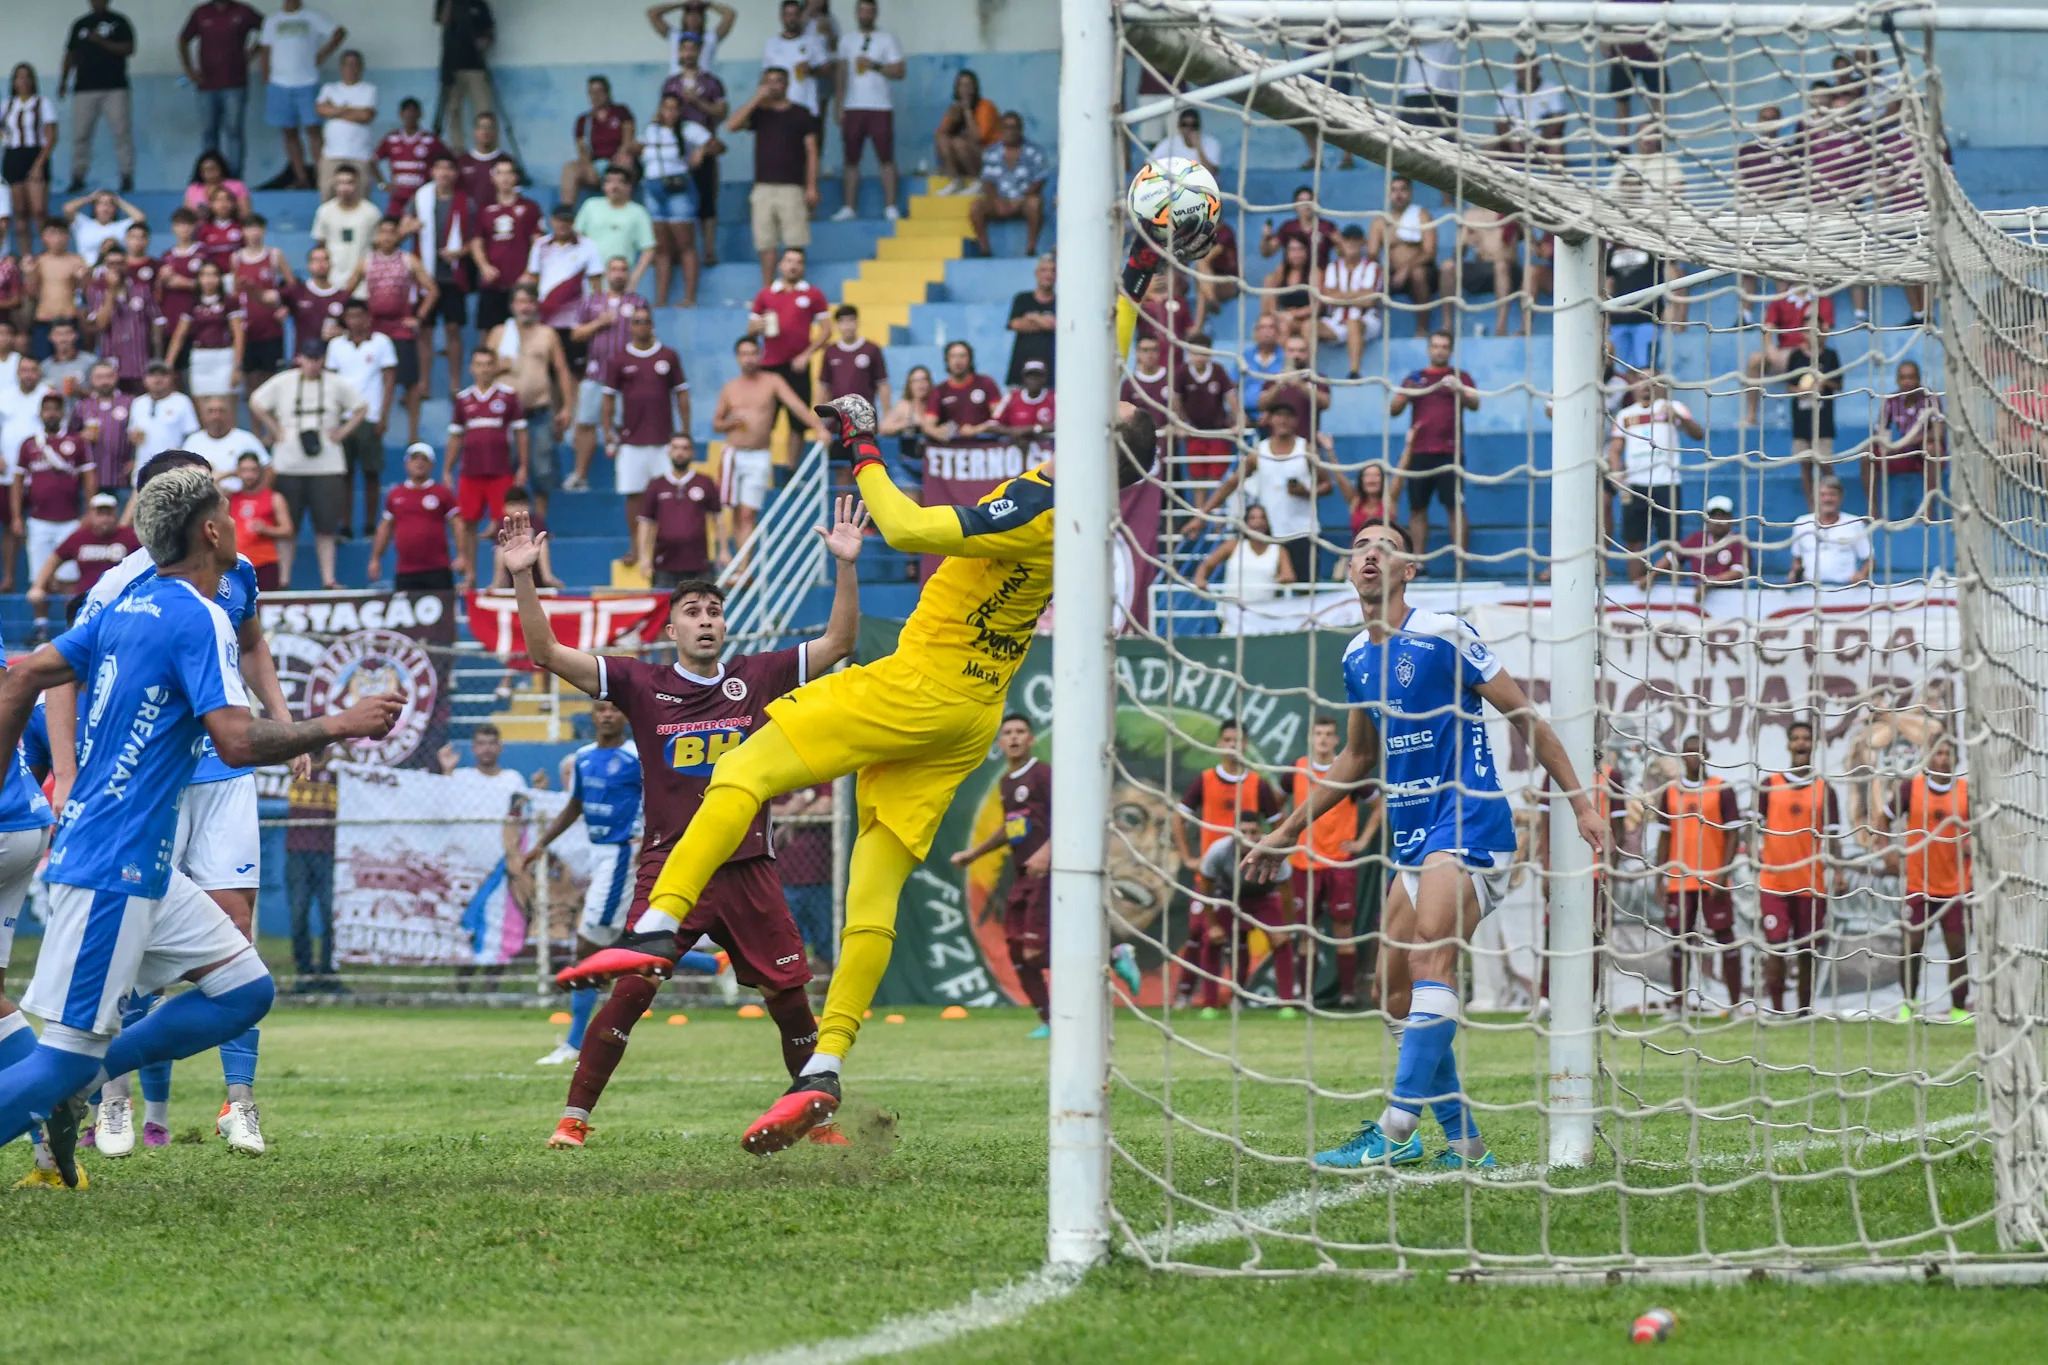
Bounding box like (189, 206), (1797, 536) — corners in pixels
(597, 648), (808, 865)
(449, 383), (526, 478)
(819, 338), (886, 404)
(927, 373), (1000, 429)
(1002, 756), (1053, 866)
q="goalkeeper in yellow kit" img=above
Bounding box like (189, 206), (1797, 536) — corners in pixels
(560, 380), (1161, 1153)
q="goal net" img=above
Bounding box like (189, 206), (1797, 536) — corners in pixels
(1047, 0), (2048, 1280)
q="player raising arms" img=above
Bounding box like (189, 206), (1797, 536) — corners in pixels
(1889, 734), (1971, 1021)
(0, 467), (399, 1187)
(1650, 734), (1744, 1013)
(558, 394), (1160, 1154)
(1244, 521), (1605, 1169)
(1748, 718), (1843, 1017)
(497, 495), (867, 1150)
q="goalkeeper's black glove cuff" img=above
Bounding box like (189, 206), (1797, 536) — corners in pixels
(1122, 243), (1162, 300)
(845, 436), (886, 477)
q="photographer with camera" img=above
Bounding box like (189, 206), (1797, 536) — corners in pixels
(249, 348), (367, 589)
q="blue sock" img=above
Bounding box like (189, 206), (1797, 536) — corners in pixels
(123, 992), (173, 1104)
(1387, 980), (1461, 1134)
(99, 978), (275, 1083)
(566, 987), (598, 1049)
(679, 950), (721, 975)
(219, 1027), (259, 1090)
(0, 1013), (37, 1072)
(0, 1042), (103, 1147)
(1429, 1035), (1473, 1143)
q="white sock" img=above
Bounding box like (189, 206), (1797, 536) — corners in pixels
(799, 1052), (842, 1078)
(1378, 1105), (1421, 1142)
(32, 1137), (54, 1171)
(144, 1100), (169, 1128)
(636, 910), (682, 936)
(562, 1106), (591, 1122)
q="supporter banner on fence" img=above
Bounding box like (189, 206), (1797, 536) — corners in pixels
(919, 438), (1160, 629)
(258, 589), (457, 769)
(465, 591), (669, 666)
(332, 763), (594, 966)
(875, 592), (1963, 1007)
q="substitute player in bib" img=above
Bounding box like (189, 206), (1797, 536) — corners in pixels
(1245, 521), (1605, 1169)
(559, 395), (1161, 1154)
(58, 453), (307, 1157)
(1889, 735), (1971, 1021)
(1292, 714), (1380, 1010)
(1649, 734), (1743, 1013)
(498, 494), (866, 1150)
(1171, 720), (1283, 1012)
(0, 467), (399, 1187)
(1748, 719), (1843, 1017)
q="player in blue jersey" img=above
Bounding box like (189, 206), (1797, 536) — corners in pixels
(0, 466), (401, 1187)
(0, 620), (58, 1186)
(51, 452), (308, 1157)
(1245, 521), (1605, 1170)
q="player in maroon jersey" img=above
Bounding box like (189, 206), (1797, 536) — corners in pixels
(473, 159), (545, 336)
(372, 97), (451, 217)
(993, 360), (1054, 440)
(495, 494), (867, 1150)
(446, 348), (530, 589)
(948, 714), (1055, 1033)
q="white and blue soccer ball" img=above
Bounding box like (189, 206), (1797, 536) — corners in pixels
(1128, 157), (1222, 265)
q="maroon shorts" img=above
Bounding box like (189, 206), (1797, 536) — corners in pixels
(1758, 891), (1825, 946)
(1664, 886), (1735, 937)
(1242, 888), (1296, 932)
(841, 109), (895, 164)
(1292, 865), (1358, 920)
(1905, 893), (1966, 935)
(626, 852), (812, 993)
(1004, 872), (1050, 952)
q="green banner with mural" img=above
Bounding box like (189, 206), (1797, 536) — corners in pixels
(865, 618), (1364, 1010)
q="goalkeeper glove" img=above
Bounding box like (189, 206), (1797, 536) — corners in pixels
(1122, 241), (1162, 301)
(812, 395), (885, 476)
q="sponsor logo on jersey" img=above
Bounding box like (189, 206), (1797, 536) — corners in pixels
(987, 498), (1016, 518)
(1386, 730), (1434, 752)
(667, 726), (748, 774)
(114, 595), (161, 618)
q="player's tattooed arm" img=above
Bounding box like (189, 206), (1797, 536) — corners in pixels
(238, 617), (314, 780)
(206, 691), (404, 769)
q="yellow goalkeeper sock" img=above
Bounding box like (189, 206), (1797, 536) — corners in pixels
(646, 722), (823, 923)
(815, 823), (920, 1060)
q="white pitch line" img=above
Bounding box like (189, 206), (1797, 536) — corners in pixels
(718, 1264), (1085, 1365)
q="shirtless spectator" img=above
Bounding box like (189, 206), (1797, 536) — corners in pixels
(1366, 176), (1438, 336)
(1438, 206), (1521, 337)
(485, 283), (573, 518)
(27, 219), (89, 359)
(712, 334), (823, 548)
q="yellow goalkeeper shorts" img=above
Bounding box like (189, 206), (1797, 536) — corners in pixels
(767, 652), (1005, 860)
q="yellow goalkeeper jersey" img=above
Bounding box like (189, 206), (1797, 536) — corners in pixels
(852, 461), (1054, 705)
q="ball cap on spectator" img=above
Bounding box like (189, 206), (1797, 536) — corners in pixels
(89, 492), (118, 509)
(1022, 359), (1048, 374)
(1705, 495), (1735, 516)
(405, 442), (435, 461)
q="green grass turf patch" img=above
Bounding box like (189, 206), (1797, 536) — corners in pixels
(0, 1007), (2036, 1364)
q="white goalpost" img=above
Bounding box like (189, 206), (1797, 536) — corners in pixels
(1049, 0), (2048, 1280)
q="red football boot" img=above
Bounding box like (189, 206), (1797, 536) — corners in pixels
(742, 1073), (842, 1155)
(554, 927), (682, 987)
(547, 1116), (592, 1149)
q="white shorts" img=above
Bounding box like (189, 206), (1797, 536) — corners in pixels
(1322, 309), (1384, 344)
(720, 446), (773, 510)
(22, 872), (254, 1037)
(0, 825), (51, 970)
(173, 773), (262, 891)
(28, 518), (81, 586)
(1396, 848), (1515, 918)
(577, 838), (640, 946)
(614, 443), (666, 497)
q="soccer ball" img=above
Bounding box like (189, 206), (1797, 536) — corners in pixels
(1128, 157), (1222, 265)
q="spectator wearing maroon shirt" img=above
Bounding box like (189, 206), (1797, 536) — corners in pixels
(66, 359), (132, 490)
(1870, 358), (1943, 523)
(665, 34), (729, 268)
(599, 308), (689, 540)
(923, 340), (1000, 439)
(287, 242), (349, 356)
(446, 346), (528, 588)
(83, 246), (158, 394)
(1119, 335), (1173, 464)
(994, 360), (1053, 440)
(817, 303), (889, 411)
(13, 394), (96, 589)
(1654, 495), (1750, 596)
(403, 153), (479, 400)
(1390, 328), (1479, 560)
(1259, 185), (1338, 271)
(1174, 336), (1239, 484)
(28, 491), (134, 621)
(747, 246), (829, 407)
(159, 208), (206, 336)
(1744, 284), (1834, 426)
(371, 97), (450, 215)
(727, 67), (820, 284)
(370, 442), (457, 589)
(565, 256), (651, 490)
(562, 75), (636, 211)
(455, 112), (514, 210)
(636, 435), (724, 587)
(196, 184), (246, 271)
(471, 158), (543, 335)
(181, 0), (266, 177)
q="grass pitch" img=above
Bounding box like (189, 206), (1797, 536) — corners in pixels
(2, 1004), (2043, 1364)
